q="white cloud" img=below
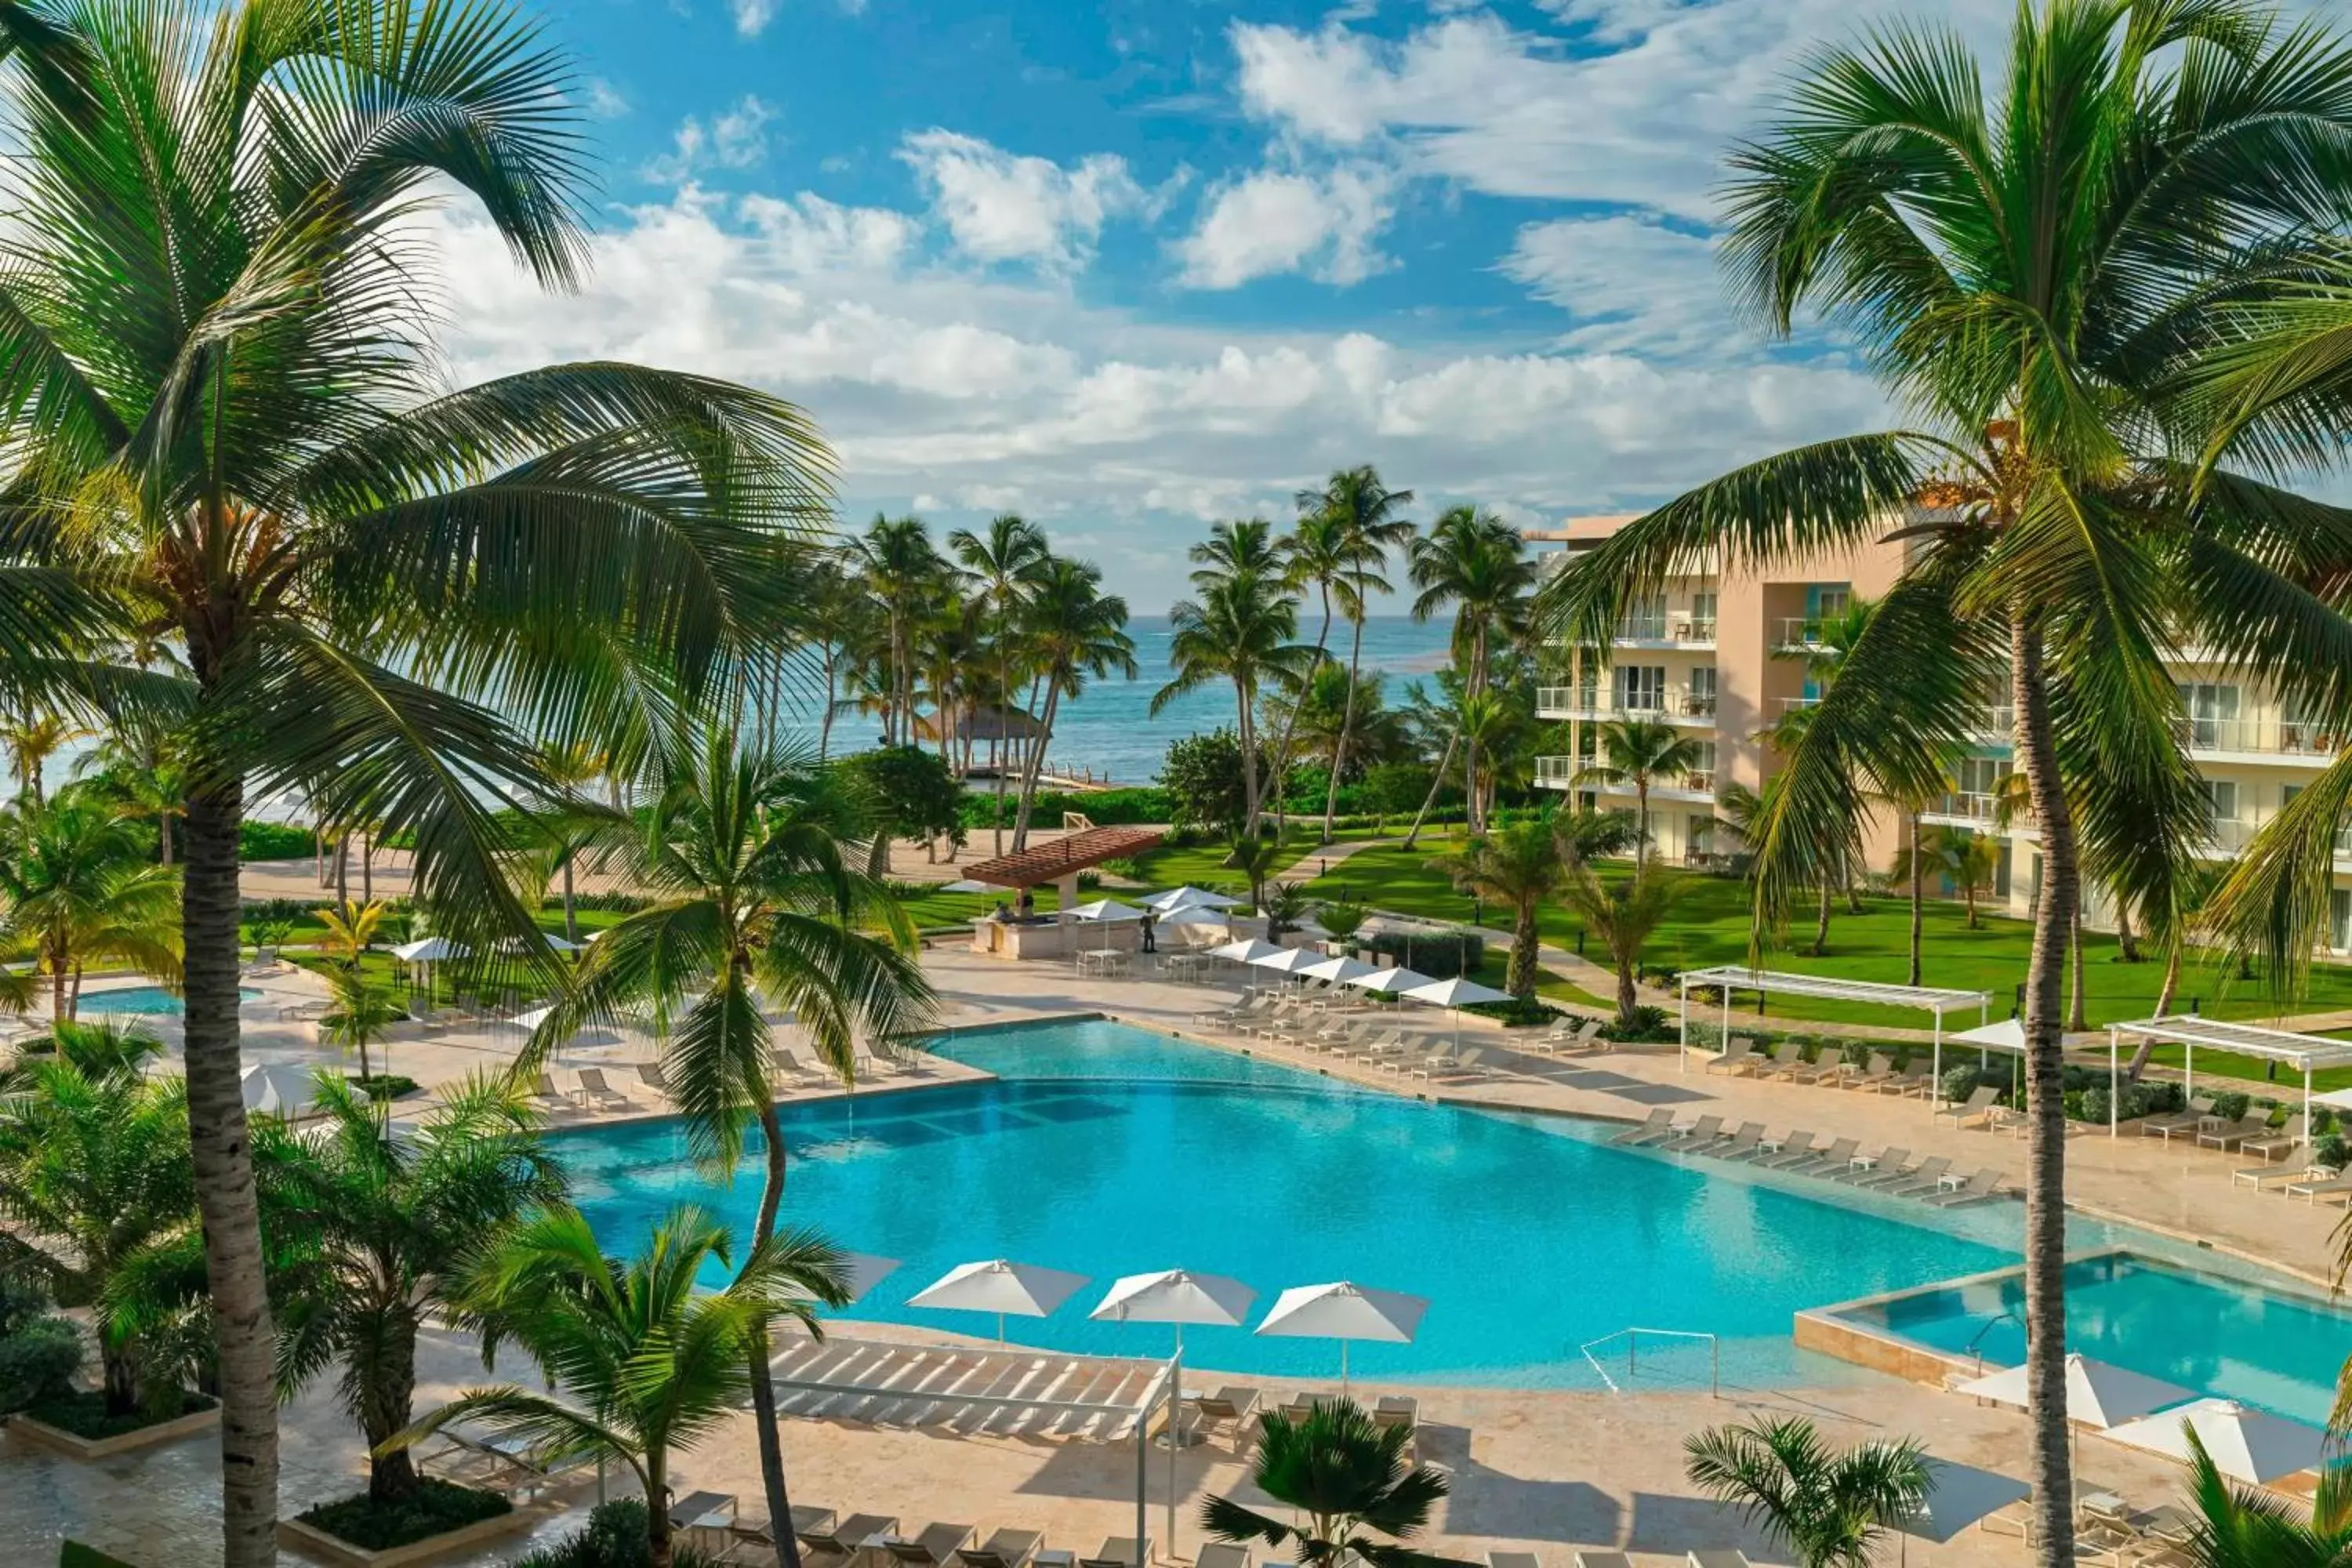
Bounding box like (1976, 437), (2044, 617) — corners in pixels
(582, 78), (629, 119)
(740, 191), (920, 272)
(1175, 165), (1394, 289)
(731, 0), (776, 36)
(643, 95), (775, 182)
(1500, 212), (1735, 355)
(897, 129), (1142, 270)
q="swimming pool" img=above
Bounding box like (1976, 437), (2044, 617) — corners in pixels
(79, 984), (262, 1016)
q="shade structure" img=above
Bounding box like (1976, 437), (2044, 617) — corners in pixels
(495, 933), (583, 955)
(1256, 1280), (1427, 1390)
(513, 1004), (554, 1032)
(1676, 966), (1990, 1090)
(784, 1251), (902, 1307)
(908, 1258), (1091, 1343)
(1070, 899), (1146, 922)
(241, 1063), (317, 1119)
(1402, 977), (1509, 1009)
(2107, 1014), (2352, 1141)
(1896, 1460), (2032, 1546)
(1296, 956), (1375, 985)
(2104, 1398), (2325, 1484)
(1250, 946), (1326, 975)
(1090, 1269), (1257, 1355)
(1158, 905), (1231, 927)
(1347, 967), (1436, 996)
(1149, 886), (1241, 912)
(1953, 1018), (2027, 1050)
(390, 935), (470, 963)
(1955, 1355), (2194, 1428)
(1210, 938), (1283, 964)
(939, 878), (994, 895)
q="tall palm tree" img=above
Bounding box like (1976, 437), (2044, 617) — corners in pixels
(848, 517), (946, 749)
(317, 970), (402, 1086)
(1298, 468), (1416, 840)
(1265, 507), (1357, 829)
(1427, 818), (1587, 996)
(402, 1206), (849, 1568)
(265, 1073), (563, 1504)
(535, 742), (617, 944)
(1536, 9), (2352, 1556)
(1557, 854), (1686, 1029)
(1571, 719), (1707, 866)
(1201, 1399), (1457, 1568)
(0, 5), (833, 1553)
(1893, 826), (2003, 931)
(1155, 523), (1305, 838)
(0, 793), (181, 1018)
(527, 728), (932, 1568)
(1010, 558), (1136, 850)
(1410, 506), (1534, 831)
(2, 712), (89, 805)
(948, 515), (1051, 855)
(1682, 1416), (1928, 1568)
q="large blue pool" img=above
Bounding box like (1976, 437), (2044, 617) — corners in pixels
(81, 984), (261, 1016)
(550, 1018), (2352, 1402)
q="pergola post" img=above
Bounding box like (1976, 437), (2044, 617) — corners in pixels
(2109, 1029), (2118, 1138)
(1678, 975), (1689, 1074)
(1932, 1010), (1944, 1112)
(1721, 984), (1731, 1073)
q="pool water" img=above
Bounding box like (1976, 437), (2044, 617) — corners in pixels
(80, 984), (262, 1016)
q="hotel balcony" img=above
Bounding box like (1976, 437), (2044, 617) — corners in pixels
(1773, 617), (1847, 652)
(1534, 688), (1718, 725)
(1555, 615), (1719, 651)
(2172, 717), (2343, 765)
(1920, 792), (2012, 829)
(1541, 765), (1716, 804)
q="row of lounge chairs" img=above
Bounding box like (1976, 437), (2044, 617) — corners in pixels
(1706, 1038), (1944, 1098)
(526, 1048), (919, 1116)
(1608, 1112), (2010, 1207)
(754, 1508), (1167, 1568)
(1190, 997), (1515, 1080)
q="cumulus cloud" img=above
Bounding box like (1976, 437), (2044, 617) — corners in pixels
(644, 95), (775, 183)
(1500, 213), (1737, 355)
(1175, 165), (1394, 289)
(731, 0), (775, 36)
(897, 129), (1142, 270)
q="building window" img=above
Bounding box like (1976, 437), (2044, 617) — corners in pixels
(1689, 666), (1717, 714)
(1688, 592), (1718, 639)
(1615, 666), (1666, 711)
(2203, 779), (2241, 823)
(1624, 595), (1668, 641)
(1809, 584), (1850, 619)
(2177, 682), (2241, 750)
(2334, 888), (2351, 953)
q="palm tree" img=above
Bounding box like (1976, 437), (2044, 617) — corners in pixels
(1200, 1399), (1457, 1568)
(0, 7), (836, 1555)
(1410, 506), (1534, 831)
(535, 742), (617, 944)
(1225, 833), (1287, 916)
(1428, 818), (1572, 996)
(2, 712), (89, 806)
(1558, 854), (1685, 1029)
(2175, 1431), (2352, 1567)
(1536, 10), (2352, 1554)
(1571, 720), (1707, 866)
(1155, 523), (1305, 838)
(314, 899), (388, 970)
(1265, 507), (1370, 830)
(0, 793), (181, 1018)
(1298, 468), (1417, 840)
(0, 1035), (191, 1415)
(1893, 827), (2003, 931)
(1011, 558), (1137, 850)
(265, 1073), (562, 1504)
(949, 514), (1051, 855)
(528, 728), (932, 1568)
(404, 1206), (850, 1568)
(317, 970), (403, 1087)
(1682, 1416), (1927, 1568)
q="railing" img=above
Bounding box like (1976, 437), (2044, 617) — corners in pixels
(2172, 716), (2346, 759)
(1578, 1327), (1719, 1397)
(1927, 792), (2005, 824)
(1617, 615), (1669, 641)
(1588, 770), (1715, 798)
(1534, 690), (1717, 721)
(1968, 704), (2016, 740)
(1682, 617), (1719, 641)
(1773, 617), (1831, 648)
(1534, 755), (1578, 786)
(1678, 770), (1716, 794)
(1778, 695), (1820, 713)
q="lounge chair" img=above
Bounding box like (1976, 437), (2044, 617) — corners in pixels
(2142, 1096), (2217, 1140)
(2196, 1114), (2270, 1152)
(1374, 1395), (1418, 1431)
(1187, 1385), (1261, 1441)
(2287, 1171), (2352, 1204)
(1573, 1555), (1634, 1568)
(1548, 1018), (1605, 1056)
(573, 1068), (631, 1112)
(1867, 1155), (1955, 1196)
(1795, 1047), (1855, 1086)
(887, 1523), (978, 1568)
(1699, 1122), (1767, 1160)
(1080, 1537), (1149, 1568)
(803, 1513), (900, 1563)
(1433, 1046), (1499, 1081)
(1934, 1085), (2001, 1126)
(1831, 1146), (1909, 1184)
(771, 1049), (817, 1083)
(2233, 1152), (2314, 1191)
(1609, 1109), (1677, 1146)
(2239, 1116), (2307, 1161)
(1751, 1040), (1806, 1080)
(739, 1507), (840, 1562)
(1405, 1040), (1469, 1080)
(1879, 1065), (1934, 1098)
(1842, 1053), (1896, 1092)
(958, 1531), (1046, 1568)
(1686, 1554), (1754, 1568)
(1923, 1167), (2005, 1206)
(636, 1062), (671, 1098)
(1752, 1130), (1816, 1165)
(1196, 1547), (1250, 1568)
(1489, 1555), (1541, 1568)
(529, 1073), (572, 1113)
(1657, 1114), (1726, 1152)
(1769, 1135), (1858, 1174)
(1703, 1036), (1758, 1076)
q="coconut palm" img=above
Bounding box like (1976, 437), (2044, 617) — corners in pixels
(1267, 507), (1380, 830)
(848, 516), (946, 749)
(1155, 523), (1307, 837)
(0, 5), (835, 1554)
(1534, 11), (2352, 1548)
(1571, 720), (1708, 866)
(314, 899), (388, 970)
(1427, 818), (1577, 996)
(1010, 558), (1136, 850)
(265, 1073), (562, 1504)
(948, 515), (1051, 855)
(1558, 853), (1685, 1029)
(2174, 1431), (2352, 1568)
(2, 712), (89, 806)
(317, 970), (403, 1087)
(1682, 1416), (1928, 1568)
(525, 727), (931, 1568)
(1893, 826), (2003, 931)
(1201, 1398), (1458, 1568)
(1298, 468), (1417, 840)
(533, 742), (618, 944)
(1224, 833), (1287, 916)
(1410, 506), (1535, 831)
(0, 792), (181, 1019)
(402, 1205), (850, 1568)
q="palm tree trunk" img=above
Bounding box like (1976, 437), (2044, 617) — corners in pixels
(818, 644), (839, 762)
(1813, 880), (1831, 956)
(1324, 612), (1366, 843)
(1011, 682), (1062, 851)
(647, 1451), (675, 1568)
(746, 1097), (808, 1568)
(1236, 680), (1261, 837)
(1614, 952), (1639, 1028)
(1510, 902), (1538, 998)
(1268, 586), (1334, 834)
(1908, 813), (1924, 987)
(2009, 612), (2078, 1568)
(2116, 900), (2141, 962)
(563, 855), (579, 946)
(160, 808), (172, 866)
(361, 829), (372, 904)
(362, 1311), (420, 1503)
(1402, 728), (1460, 851)
(991, 644), (1013, 857)
(183, 778), (281, 1568)
(2068, 910), (2088, 1032)
(2152, 945), (2182, 1018)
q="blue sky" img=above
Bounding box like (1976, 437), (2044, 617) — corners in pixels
(433, 0), (2037, 604)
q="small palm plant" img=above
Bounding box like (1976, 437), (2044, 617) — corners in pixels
(1426, 818), (1566, 997)
(1201, 1398), (1463, 1568)
(396, 1206), (849, 1568)
(317, 971), (402, 1087)
(1225, 833), (1287, 916)
(2178, 1430), (2352, 1566)
(1557, 856), (1685, 1031)
(1682, 1416), (1927, 1568)
(1571, 719), (1707, 866)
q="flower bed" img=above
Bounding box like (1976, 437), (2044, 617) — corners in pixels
(294, 1480), (513, 1552)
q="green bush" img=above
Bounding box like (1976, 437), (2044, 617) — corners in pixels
(353, 1073), (419, 1101)
(1940, 1062), (1984, 1105)
(960, 785), (1171, 829)
(0, 1315), (82, 1412)
(1599, 1004), (1675, 1043)
(2211, 1091), (2253, 1123)
(1464, 996), (1565, 1029)
(61, 1545), (140, 1568)
(1359, 928), (1483, 978)
(24, 1388), (213, 1439)
(238, 819), (314, 860)
(510, 1500), (725, 1568)
(296, 1480), (510, 1551)
(2318, 1132), (2350, 1171)
(242, 895), (331, 924)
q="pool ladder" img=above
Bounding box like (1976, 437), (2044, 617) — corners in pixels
(1962, 1310), (2020, 1376)
(1578, 1327), (1719, 1398)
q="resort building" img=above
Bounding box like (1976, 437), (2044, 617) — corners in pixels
(1526, 514), (2352, 951)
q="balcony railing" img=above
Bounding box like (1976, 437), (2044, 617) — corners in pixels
(1778, 695), (1821, 713)
(1926, 792), (2005, 824)
(2172, 717), (2347, 759)
(1587, 769), (1716, 798)
(1774, 617), (1835, 648)
(1534, 755), (1577, 786)
(1534, 689), (1718, 720)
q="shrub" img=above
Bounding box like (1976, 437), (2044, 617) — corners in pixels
(2081, 1087), (2111, 1126)
(1940, 1062), (1982, 1105)
(1465, 996), (1566, 1029)
(1599, 1004), (1675, 1043)
(24, 1388), (214, 1439)
(353, 1073), (419, 1101)
(61, 1546), (140, 1568)
(1161, 730), (1258, 835)
(1075, 870), (1102, 891)
(238, 819), (314, 861)
(510, 1499), (726, 1568)
(296, 1480), (511, 1551)
(1098, 856), (1145, 880)
(1360, 928), (1483, 978)
(0, 1316), (82, 1412)
(2318, 1133), (2350, 1172)
(242, 895), (330, 924)
(2210, 1091), (2252, 1123)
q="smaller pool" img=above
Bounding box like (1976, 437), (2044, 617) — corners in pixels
(81, 985), (263, 1017)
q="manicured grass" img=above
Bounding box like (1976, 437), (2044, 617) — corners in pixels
(888, 884), (1062, 931)
(296, 1479), (512, 1551)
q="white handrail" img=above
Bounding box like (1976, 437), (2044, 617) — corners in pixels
(1577, 1326), (1719, 1397)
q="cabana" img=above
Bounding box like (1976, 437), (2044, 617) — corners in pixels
(2104, 1016), (2352, 1138)
(1675, 967), (1991, 1107)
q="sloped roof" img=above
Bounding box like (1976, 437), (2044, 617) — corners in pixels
(963, 825), (1167, 888)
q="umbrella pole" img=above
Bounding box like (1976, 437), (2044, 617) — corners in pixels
(1341, 1338), (1350, 1398)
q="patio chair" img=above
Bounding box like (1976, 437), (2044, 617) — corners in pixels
(852, 1051), (902, 1082)
(1842, 1053), (1896, 1092)
(1867, 1155), (1955, 1196)
(2196, 1114), (2270, 1152)
(1432, 1046), (1499, 1081)
(771, 1049), (818, 1083)
(2239, 1115), (2307, 1161)
(1933, 1085), (2001, 1127)
(1080, 1537), (1149, 1568)
(1187, 1385), (1261, 1442)
(1608, 1109), (1676, 1145)
(957, 1531), (1045, 1568)
(1830, 1146), (1910, 1184)
(1402, 1039), (1463, 1080)
(2233, 1150), (2314, 1191)
(1702, 1036), (1758, 1075)
(1489, 1555), (1541, 1568)
(887, 1523), (978, 1568)
(573, 1068), (631, 1112)
(1794, 1046), (1855, 1086)
(1922, 1167), (2006, 1206)
(1766, 1135), (1857, 1174)
(1686, 1554), (1753, 1568)
(802, 1513), (901, 1564)
(2287, 1171), (2352, 1204)
(1196, 1547), (1250, 1568)
(2141, 1096), (2217, 1140)
(1698, 1122), (1767, 1160)
(1572, 1555), (1635, 1568)
(1751, 1040), (1806, 1080)
(1374, 1394), (1418, 1430)
(636, 1062), (672, 1098)
(1879, 1064), (1934, 1098)
(1752, 1130), (1816, 1165)
(529, 1074), (571, 1113)
(1657, 1114), (1726, 1152)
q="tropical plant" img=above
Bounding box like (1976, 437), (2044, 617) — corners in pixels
(0, 792), (181, 1018)
(1156, 522), (1307, 838)
(1224, 833), (1287, 916)
(1201, 1398), (1457, 1568)
(1259, 880), (1312, 938)
(948, 514), (1051, 855)
(847, 517), (947, 750)
(1410, 506), (1535, 831)
(1893, 826), (2004, 931)
(314, 899), (389, 970)
(1557, 855), (1686, 1029)
(1011, 559), (1137, 850)
(1571, 720), (1708, 866)
(1296, 468), (1417, 840)
(526, 730), (933, 1568)
(317, 970), (404, 1086)
(266, 1073), (563, 1504)
(0, 1035), (191, 1415)
(1317, 900), (1370, 944)
(1682, 1415), (1928, 1568)
(2, 712), (89, 806)
(402, 1206), (850, 1568)
(0, 0), (837, 1550)
(1535, 9), (2352, 1551)
(1428, 819), (1570, 996)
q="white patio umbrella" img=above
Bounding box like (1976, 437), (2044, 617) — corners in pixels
(1089, 1269), (1257, 1354)
(1255, 1280), (1428, 1392)
(1893, 1460), (2033, 1564)
(1955, 1355), (2194, 1428)
(495, 933), (583, 955)
(939, 879), (994, 894)
(1403, 975), (1511, 1048)
(2104, 1398), (2325, 1484)
(784, 1251), (903, 1307)
(1070, 899), (1147, 922)
(240, 1062), (318, 1119)
(1210, 938), (1283, 964)
(513, 1004), (554, 1032)
(907, 1258), (1091, 1343)
(1150, 886), (1242, 911)
(1160, 905), (1232, 935)
(1347, 966), (1436, 996)
(1945, 1016), (2028, 1105)
(390, 935), (469, 963)
(1250, 946), (1326, 977)
(1297, 956), (1375, 986)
